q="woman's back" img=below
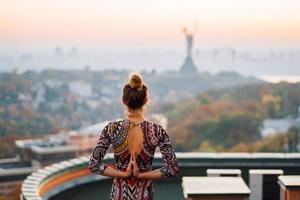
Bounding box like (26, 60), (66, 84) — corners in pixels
(109, 119), (173, 172)
(88, 118), (179, 199)
(127, 120), (143, 157)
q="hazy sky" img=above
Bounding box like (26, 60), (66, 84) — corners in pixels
(1, 0), (300, 51)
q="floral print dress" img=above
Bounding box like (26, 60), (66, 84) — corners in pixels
(88, 119), (179, 200)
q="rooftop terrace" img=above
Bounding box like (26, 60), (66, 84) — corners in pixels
(21, 152), (300, 200)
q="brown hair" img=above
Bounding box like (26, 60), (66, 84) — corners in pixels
(122, 72), (148, 109)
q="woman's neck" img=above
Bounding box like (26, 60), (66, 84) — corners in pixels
(125, 108), (144, 122)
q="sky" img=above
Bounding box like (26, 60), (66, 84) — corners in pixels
(1, 0), (300, 52)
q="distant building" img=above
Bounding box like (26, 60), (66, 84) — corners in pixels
(290, 107), (300, 152)
(261, 106), (300, 138)
(261, 119), (292, 137)
(261, 107), (300, 152)
(68, 47), (78, 57)
(0, 158), (36, 198)
(54, 47), (63, 57)
(292, 106), (300, 128)
(15, 121), (109, 168)
(68, 81), (92, 98)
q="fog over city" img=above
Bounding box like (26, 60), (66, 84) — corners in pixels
(1, 47), (300, 77)
(1, 0), (300, 77)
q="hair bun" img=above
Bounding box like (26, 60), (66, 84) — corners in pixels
(129, 73), (143, 90)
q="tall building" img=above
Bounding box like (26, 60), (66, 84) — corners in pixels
(0, 158), (36, 199)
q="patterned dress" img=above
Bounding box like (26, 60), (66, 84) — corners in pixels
(88, 119), (179, 200)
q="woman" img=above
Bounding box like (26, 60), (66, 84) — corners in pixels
(88, 72), (179, 200)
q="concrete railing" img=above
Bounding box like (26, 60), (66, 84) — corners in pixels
(21, 155), (113, 200)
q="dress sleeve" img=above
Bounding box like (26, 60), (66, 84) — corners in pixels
(88, 123), (111, 175)
(157, 125), (179, 179)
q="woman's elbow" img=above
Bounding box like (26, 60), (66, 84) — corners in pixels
(88, 162), (96, 174)
(88, 161), (107, 175)
(88, 159), (99, 174)
(164, 164), (179, 178)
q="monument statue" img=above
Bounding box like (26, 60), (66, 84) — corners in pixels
(184, 28), (193, 57)
(180, 27), (198, 74)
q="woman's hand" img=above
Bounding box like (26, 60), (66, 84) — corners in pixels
(132, 153), (140, 178)
(123, 154), (133, 178)
(121, 153), (163, 180)
(122, 153), (140, 178)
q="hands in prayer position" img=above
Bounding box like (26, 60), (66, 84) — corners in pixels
(124, 153), (140, 178)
